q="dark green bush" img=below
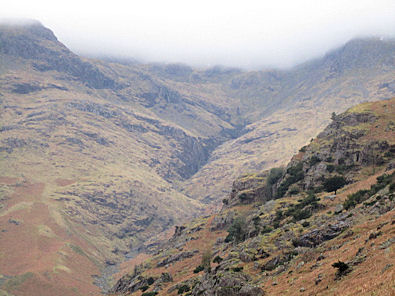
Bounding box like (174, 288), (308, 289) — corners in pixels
(344, 172), (394, 209)
(344, 189), (369, 210)
(277, 162), (304, 197)
(140, 285), (149, 292)
(261, 225), (273, 234)
(178, 285), (190, 294)
(323, 175), (347, 194)
(193, 265), (204, 273)
(225, 216), (247, 243)
(326, 164), (335, 173)
(267, 167), (284, 186)
(309, 155), (321, 166)
(284, 193), (320, 222)
(142, 292), (158, 296)
(147, 277), (155, 285)
(332, 261), (349, 275)
(213, 256), (223, 264)
(238, 193), (248, 201)
(231, 266), (243, 272)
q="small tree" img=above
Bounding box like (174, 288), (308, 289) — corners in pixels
(332, 261), (350, 278)
(323, 175), (347, 194)
(225, 216), (247, 243)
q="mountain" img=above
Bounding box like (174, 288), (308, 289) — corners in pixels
(111, 98), (395, 296)
(0, 21), (395, 295)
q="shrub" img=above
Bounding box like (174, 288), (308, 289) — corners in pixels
(238, 193), (249, 201)
(332, 261), (349, 276)
(225, 216), (247, 243)
(323, 175), (347, 194)
(266, 167), (284, 186)
(344, 172), (395, 209)
(344, 189), (369, 210)
(309, 155), (321, 166)
(142, 292), (158, 296)
(231, 266), (243, 272)
(288, 185), (300, 195)
(261, 225), (273, 234)
(213, 256), (223, 264)
(193, 265), (204, 273)
(140, 286), (149, 292)
(147, 277), (155, 285)
(266, 167), (284, 198)
(177, 285), (190, 294)
(276, 162), (304, 197)
(326, 164), (335, 173)
(285, 193), (320, 222)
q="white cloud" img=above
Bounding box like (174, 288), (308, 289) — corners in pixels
(2, 0), (395, 68)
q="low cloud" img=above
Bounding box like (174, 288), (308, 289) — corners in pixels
(2, 0), (395, 69)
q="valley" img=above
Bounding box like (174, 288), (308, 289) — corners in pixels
(0, 21), (395, 295)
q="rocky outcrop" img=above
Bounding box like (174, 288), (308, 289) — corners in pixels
(156, 250), (199, 267)
(292, 220), (350, 248)
(192, 271), (264, 296)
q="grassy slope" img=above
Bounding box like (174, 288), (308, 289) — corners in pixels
(112, 98), (395, 296)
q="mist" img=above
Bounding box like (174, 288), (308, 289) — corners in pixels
(2, 0), (395, 69)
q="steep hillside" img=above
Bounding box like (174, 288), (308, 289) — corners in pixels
(112, 98), (395, 296)
(181, 37), (395, 205)
(1, 21), (395, 296)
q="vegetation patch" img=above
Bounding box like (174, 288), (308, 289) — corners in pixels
(277, 162), (304, 198)
(344, 172), (395, 209)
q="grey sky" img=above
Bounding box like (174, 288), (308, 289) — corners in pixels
(2, 0), (395, 69)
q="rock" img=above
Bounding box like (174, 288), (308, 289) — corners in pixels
(239, 250), (255, 262)
(300, 287), (305, 292)
(156, 250), (198, 267)
(8, 219), (20, 225)
(239, 285), (265, 296)
(296, 261), (305, 269)
(334, 204), (344, 214)
(105, 259), (116, 266)
(191, 271), (264, 296)
(324, 195), (336, 201)
(293, 221), (349, 248)
(160, 272), (173, 283)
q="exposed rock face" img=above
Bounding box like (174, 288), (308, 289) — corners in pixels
(192, 272), (264, 296)
(156, 250), (199, 267)
(292, 221), (350, 248)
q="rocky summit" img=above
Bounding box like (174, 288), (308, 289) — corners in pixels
(0, 21), (395, 296)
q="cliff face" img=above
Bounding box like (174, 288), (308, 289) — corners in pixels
(112, 98), (395, 296)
